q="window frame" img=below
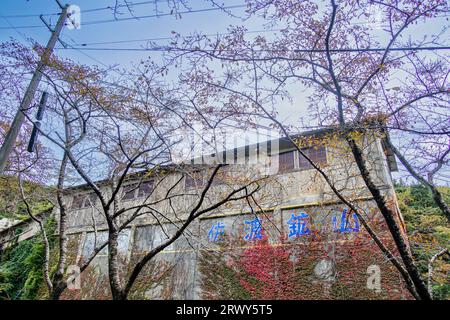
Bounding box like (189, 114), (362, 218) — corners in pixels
(137, 180), (154, 198)
(122, 183), (138, 201)
(298, 145), (328, 171)
(272, 145), (328, 175)
(71, 192), (97, 210)
(276, 149), (297, 174)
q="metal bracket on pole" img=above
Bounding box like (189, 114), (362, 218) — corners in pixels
(27, 92), (48, 153)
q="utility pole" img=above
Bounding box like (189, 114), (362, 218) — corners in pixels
(0, 4), (69, 174)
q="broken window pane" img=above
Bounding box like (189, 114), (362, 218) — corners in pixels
(71, 195), (85, 209)
(71, 193), (97, 209)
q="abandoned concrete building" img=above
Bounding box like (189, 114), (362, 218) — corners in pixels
(55, 128), (411, 300)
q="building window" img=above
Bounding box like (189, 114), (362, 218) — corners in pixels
(137, 180), (154, 198)
(278, 150), (296, 173)
(185, 171), (204, 189)
(122, 184), (138, 201)
(71, 195), (84, 209)
(121, 181), (154, 201)
(71, 193), (97, 209)
(298, 146), (327, 170)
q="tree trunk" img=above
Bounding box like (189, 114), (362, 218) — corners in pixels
(47, 151), (70, 300)
(108, 230), (126, 300)
(346, 137), (431, 300)
(428, 248), (449, 299)
(50, 284), (65, 300)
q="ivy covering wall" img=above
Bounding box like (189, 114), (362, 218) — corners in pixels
(198, 236), (405, 300)
(197, 184), (449, 300)
(0, 218), (56, 300)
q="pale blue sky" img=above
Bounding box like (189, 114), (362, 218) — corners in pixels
(1, 0), (249, 67)
(1, 0), (308, 131)
(1, 0), (447, 125)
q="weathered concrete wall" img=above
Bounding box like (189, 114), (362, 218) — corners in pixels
(60, 199), (410, 300)
(58, 132), (409, 299)
(61, 132), (395, 232)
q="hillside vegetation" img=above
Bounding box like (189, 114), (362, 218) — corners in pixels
(395, 184), (450, 300)
(0, 175), (53, 221)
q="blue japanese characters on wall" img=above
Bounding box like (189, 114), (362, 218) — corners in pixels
(332, 209), (360, 233)
(206, 208), (361, 242)
(207, 222), (226, 242)
(287, 212), (311, 237)
(243, 217), (264, 241)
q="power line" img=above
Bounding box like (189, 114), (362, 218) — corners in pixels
(0, 16), (32, 42)
(55, 45), (450, 53)
(0, 12), (59, 19)
(69, 17), (429, 47)
(295, 46), (450, 53)
(0, 4), (246, 30)
(81, 0), (173, 13)
(0, 24), (43, 30)
(82, 4), (247, 26)
(2, 7), (448, 30)
(2, 2), (449, 20)
(73, 28), (284, 47)
(62, 40), (112, 69)
(0, 0), (168, 18)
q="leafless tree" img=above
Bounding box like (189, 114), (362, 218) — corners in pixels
(155, 0), (449, 300)
(13, 44), (269, 300)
